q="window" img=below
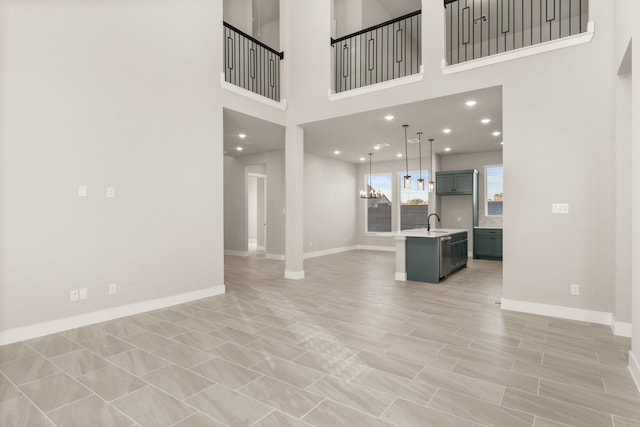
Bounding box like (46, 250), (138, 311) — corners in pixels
(485, 165), (503, 216)
(365, 173), (392, 232)
(399, 171), (429, 230)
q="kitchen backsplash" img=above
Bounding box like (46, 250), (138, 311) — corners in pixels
(479, 215), (503, 228)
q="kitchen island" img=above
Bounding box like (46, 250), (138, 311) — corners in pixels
(393, 228), (468, 284)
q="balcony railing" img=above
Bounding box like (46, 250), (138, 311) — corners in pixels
(223, 21), (284, 102)
(444, 0), (588, 66)
(331, 11), (422, 93)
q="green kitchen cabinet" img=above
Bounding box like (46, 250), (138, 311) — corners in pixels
(436, 170), (477, 195)
(449, 233), (468, 272)
(406, 237), (440, 284)
(473, 228), (502, 260)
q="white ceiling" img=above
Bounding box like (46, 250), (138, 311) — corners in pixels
(224, 85), (503, 163)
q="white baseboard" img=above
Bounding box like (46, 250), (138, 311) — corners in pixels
(304, 246), (357, 259)
(356, 245), (396, 252)
(630, 351), (640, 392)
(395, 272), (407, 281)
(265, 253), (285, 261)
(284, 270), (305, 280)
(0, 285), (226, 346)
(224, 250), (249, 257)
(613, 321), (633, 338)
(501, 298), (612, 326)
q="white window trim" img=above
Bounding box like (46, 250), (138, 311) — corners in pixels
(363, 172), (393, 234)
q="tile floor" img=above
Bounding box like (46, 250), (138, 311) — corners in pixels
(0, 250), (638, 426)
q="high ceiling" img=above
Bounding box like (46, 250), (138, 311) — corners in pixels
(224, 86), (503, 163)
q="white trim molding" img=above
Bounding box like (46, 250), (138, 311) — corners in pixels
(501, 298), (632, 337)
(328, 66), (424, 101)
(613, 320), (633, 338)
(220, 73), (287, 111)
(355, 245), (396, 252)
(265, 253), (285, 261)
(0, 285), (225, 346)
(284, 270), (305, 280)
(224, 250), (249, 257)
(442, 21), (595, 75)
(630, 351), (640, 392)
(395, 272), (407, 281)
(304, 246), (357, 259)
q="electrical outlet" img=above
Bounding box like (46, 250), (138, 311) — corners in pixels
(78, 186), (87, 197)
(79, 288), (87, 300)
(570, 284), (580, 295)
(70, 290), (79, 302)
(108, 283), (117, 295)
(106, 187), (116, 198)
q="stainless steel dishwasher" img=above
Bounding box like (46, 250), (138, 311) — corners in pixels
(439, 236), (451, 278)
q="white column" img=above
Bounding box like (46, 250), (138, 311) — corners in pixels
(395, 236), (407, 281)
(284, 125), (305, 279)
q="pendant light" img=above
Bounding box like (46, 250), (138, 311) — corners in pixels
(360, 153), (382, 199)
(403, 124), (411, 188)
(416, 132), (424, 190)
(428, 138), (435, 192)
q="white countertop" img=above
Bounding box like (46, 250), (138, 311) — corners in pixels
(378, 228), (468, 238)
(473, 226), (503, 229)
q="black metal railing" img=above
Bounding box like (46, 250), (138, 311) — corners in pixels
(331, 11), (421, 93)
(223, 22), (284, 102)
(444, 0), (588, 66)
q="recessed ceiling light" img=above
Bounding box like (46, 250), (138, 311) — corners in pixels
(236, 146), (243, 151)
(465, 100), (477, 107)
(238, 133), (246, 139)
(444, 147), (452, 152)
(374, 146), (381, 150)
(408, 138), (419, 143)
(492, 131), (501, 136)
(384, 115), (394, 121)
(481, 118), (491, 124)
(443, 128), (452, 134)
(359, 157), (366, 161)
(396, 153), (403, 158)
(500, 142), (504, 145)
(334, 150), (341, 155)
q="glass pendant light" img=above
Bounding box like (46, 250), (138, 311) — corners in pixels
(403, 124), (411, 188)
(428, 138), (435, 192)
(417, 132), (424, 190)
(360, 153), (382, 199)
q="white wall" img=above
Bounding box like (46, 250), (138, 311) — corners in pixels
(0, 0), (224, 338)
(624, 0), (640, 384)
(223, 0), (252, 33)
(333, 0), (363, 38)
(304, 153), (358, 254)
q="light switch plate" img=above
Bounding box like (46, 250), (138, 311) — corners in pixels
(552, 203), (569, 214)
(78, 186), (87, 197)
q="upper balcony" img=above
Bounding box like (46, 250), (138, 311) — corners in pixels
(223, 21), (284, 102)
(444, 0), (589, 67)
(330, 10), (422, 94)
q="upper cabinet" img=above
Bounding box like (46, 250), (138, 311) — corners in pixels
(436, 170), (477, 195)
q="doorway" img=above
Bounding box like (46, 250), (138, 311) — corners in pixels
(247, 171), (267, 256)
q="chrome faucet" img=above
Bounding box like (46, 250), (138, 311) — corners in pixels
(427, 213), (441, 231)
